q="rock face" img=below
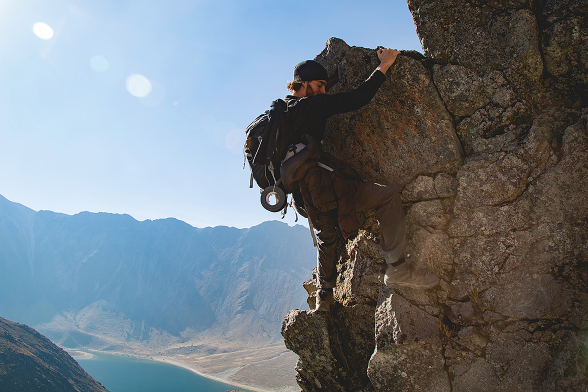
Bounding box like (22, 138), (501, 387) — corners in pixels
(282, 1), (587, 391)
(0, 317), (109, 392)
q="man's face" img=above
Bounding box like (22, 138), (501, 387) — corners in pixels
(304, 80), (327, 97)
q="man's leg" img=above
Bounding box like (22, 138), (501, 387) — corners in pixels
(313, 211), (339, 311)
(352, 182), (406, 263)
(352, 182), (439, 289)
(315, 211), (339, 289)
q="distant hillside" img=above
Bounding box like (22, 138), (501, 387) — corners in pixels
(0, 316), (108, 392)
(0, 194), (315, 353)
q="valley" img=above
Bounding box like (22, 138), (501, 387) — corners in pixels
(0, 193), (315, 390)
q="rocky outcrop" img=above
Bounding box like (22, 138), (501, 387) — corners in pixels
(282, 1), (587, 391)
(0, 317), (109, 392)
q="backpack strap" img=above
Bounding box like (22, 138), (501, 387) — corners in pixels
(307, 216), (318, 247)
(253, 99), (288, 166)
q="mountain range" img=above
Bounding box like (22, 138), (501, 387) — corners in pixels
(0, 194), (315, 354)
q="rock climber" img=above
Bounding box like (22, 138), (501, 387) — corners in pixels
(281, 48), (439, 311)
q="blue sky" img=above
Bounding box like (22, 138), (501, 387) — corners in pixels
(0, 0), (422, 228)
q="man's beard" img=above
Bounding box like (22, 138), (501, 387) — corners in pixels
(305, 84), (317, 97)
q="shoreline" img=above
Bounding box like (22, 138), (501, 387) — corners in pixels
(67, 348), (277, 392)
(152, 356), (276, 392)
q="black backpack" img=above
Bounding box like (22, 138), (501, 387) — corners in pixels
(244, 99), (292, 212)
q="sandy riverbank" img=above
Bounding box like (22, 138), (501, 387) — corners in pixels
(67, 349), (94, 360)
(152, 357), (274, 392)
(66, 347), (298, 392)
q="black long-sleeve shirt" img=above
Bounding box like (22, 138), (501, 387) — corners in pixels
(284, 69), (386, 146)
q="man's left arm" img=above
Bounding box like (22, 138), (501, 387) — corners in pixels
(375, 48), (400, 75)
(311, 48), (401, 118)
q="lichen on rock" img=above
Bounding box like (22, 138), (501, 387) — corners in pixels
(281, 1), (588, 391)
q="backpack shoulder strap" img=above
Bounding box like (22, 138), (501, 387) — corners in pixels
(253, 99), (288, 165)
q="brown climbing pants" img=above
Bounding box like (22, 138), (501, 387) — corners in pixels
(314, 182), (406, 289)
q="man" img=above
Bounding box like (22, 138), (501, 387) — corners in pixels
(282, 49), (439, 311)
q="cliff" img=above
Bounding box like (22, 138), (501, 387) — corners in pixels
(0, 317), (108, 392)
(281, 1), (587, 391)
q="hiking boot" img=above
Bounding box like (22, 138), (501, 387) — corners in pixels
(384, 260), (439, 289)
(314, 289), (333, 312)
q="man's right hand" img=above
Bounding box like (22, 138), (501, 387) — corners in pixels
(376, 48), (401, 74)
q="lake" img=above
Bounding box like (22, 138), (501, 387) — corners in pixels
(77, 352), (257, 392)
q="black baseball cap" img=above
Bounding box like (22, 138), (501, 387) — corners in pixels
(293, 60), (328, 82)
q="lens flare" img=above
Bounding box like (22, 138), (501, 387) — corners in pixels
(126, 74), (152, 97)
(90, 55), (109, 72)
(33, 22), (54, 39)
(225, 128), (243, 154)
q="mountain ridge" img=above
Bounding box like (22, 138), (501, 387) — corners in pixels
(0, 193), (315, 355)
(0, 316), (109, 392)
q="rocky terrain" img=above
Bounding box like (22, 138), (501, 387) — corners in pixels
(282, 1), (587, 391)
(0, 317), (108, 392)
